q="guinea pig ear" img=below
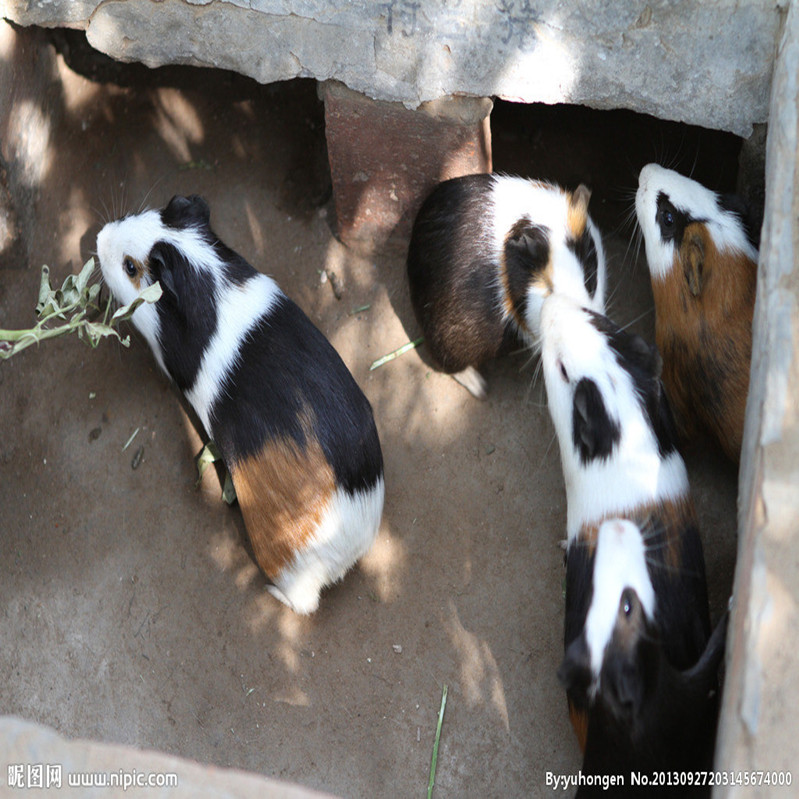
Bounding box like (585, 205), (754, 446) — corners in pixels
(682, 232), (704, 296)
(148, 243), (180, 304)
(568, 184), (592, 237)
(572, 378), (621, 464)
(505, 222), (550, 268)
(685, 610), (729, 689)
(163, 194), (211, 229)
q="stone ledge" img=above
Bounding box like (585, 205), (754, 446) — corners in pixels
(2, 0), (785, 137)
(714, 1), (799, 795)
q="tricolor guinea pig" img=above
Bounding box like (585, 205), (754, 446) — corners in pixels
(635, 163), (759, 462)
(407, 173), (606, 398)
(558, 520), (727, 797)
(539, 294), (713, 751)
(97, 194), (385, 615)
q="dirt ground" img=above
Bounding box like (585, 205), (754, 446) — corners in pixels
(0, 36), (742, 797)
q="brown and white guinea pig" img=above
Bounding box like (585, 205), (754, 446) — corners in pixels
(558, 520), (728, 797)
(539, 294), (714, 753)
(635, 163), (759, 462)
(97, 194), (384, 615)
(406, 173), (606, 398)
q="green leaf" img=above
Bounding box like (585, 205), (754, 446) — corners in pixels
(75, 257), (95, 295)
(195, 440), (223, 486)
(36, 265), (53, 312)
(111, 281), (163, 323)
(222, 472), (237, 505)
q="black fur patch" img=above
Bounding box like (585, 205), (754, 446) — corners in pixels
(148, 240), (217, 392)
(161, 194), (211, 230)
(407, 174), (514, 371)
(655, 192), (691, 248)
(718, 192), (760, 250)
(638, 513), (711, 670)
(587, 312), (679, 458)
(503, 220), (551, 321)
(572, 378), (621, 464)
(567, 227), (599, 299)
(561, 541), (596, 723)
(210, 295), (383, 495)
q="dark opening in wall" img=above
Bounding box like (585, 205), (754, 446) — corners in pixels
(490, 99), (747, 234)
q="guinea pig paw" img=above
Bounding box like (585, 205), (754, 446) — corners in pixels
(452, 366), (488, 400)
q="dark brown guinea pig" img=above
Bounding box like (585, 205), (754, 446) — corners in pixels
(407, 173), (606, 398)
(635, 163), (759, 462)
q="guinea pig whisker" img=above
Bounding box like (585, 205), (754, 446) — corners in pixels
(538, 429), (559, 472)
(138, 177), (165, 215)
(643, 555), (705, 580)
(618, 305), (654, 333)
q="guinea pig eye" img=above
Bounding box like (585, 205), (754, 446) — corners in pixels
(662, 210), (675, 229)
(558, 360), (569, 382)
(621, 588), (634, 618)
(123, 257), (137, 278)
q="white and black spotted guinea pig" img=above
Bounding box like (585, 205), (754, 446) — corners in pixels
(407, 173), (606, 398)
(558, 520), (727, 797)
(539, 295), (713, 753)
(97, 195), (384, 615)
(635, 163), (759, 462)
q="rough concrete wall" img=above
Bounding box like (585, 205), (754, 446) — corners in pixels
(2, 0), (784, 137)
(714, 1), (799, 794)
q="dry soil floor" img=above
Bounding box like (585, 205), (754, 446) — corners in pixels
(0, 50), (740, 798)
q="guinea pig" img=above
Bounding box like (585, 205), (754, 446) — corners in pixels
(407, 173), (606, 398)
(558, 519), (728, 797)
(539, 294), (713, 749)
(97, 194), (385, 615)
(635, 163), (759, 462)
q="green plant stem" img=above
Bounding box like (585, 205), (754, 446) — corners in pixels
(427, 684), (448, 799)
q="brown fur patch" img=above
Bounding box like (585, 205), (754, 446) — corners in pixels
(652, 223), (755, 461)
(576, 495), (696, 568)
(123, 255), (148, 291)
(230, 433), (336, 580)
(568, 699), (589, 753)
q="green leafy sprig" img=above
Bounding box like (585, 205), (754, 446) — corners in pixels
(0, 258), (162, 360)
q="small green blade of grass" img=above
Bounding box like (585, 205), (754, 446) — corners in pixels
(427, 684), (448, 799)
(369, 336), (424, 371)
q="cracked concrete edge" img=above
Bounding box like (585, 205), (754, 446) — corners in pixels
(714, 0), (799, 795)
(0, 715), (337, 798)
(1, 0), (784, 137)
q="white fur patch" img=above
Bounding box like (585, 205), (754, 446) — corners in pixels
(584, 519), (656, 680)
(636, 163), (758, 282)
(185, 273), (281, 432)
(540, 294), (689, 541)
(268, 478), (385, 615)
(488, 175), (606, 337)
(96, 209), (227, 376)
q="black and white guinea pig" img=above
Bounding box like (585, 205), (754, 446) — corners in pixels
(407, 173), (606, 398)
(97, 194), (385, 615)
(635, 163), (759, 462)
(539, 295), (713, 746)
(558, 519), (727, 797)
